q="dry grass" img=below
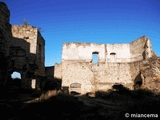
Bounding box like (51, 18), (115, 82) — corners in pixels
(0, 85), (160, 120)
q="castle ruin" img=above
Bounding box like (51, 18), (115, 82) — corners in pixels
(0, 2), (45, 90)
(54, 36), (155, 94)
(11, 25), (45, 89)
(0, 2), (160, 94)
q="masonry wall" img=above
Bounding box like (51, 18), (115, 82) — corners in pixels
(45, 66), (54, 82)
(54, 63), (62, 79)
(0, 2), (13, 89)
(35, 31), (45, 76)
(97, 63), (133, 90)
(129, 61), (143, 86)
(0, 2), (11, 57)
(130, 36), (152, 61)
(11, 25), (45, 89)
(56, 36), (155, 94)
(60, 61), (135, 94)
(62, 43), (106, 62)
(61, 61), (94, 94)
(106, 44), (130, 62)
(11, 25), (38, 54)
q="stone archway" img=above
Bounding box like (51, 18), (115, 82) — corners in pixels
(70, 83), (81, 95)
(11, 71), (21, 79)
(10, 71), (22, 90)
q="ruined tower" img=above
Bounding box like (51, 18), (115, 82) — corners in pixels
(11, 25), (45, 89)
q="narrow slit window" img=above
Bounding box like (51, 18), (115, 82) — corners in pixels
(92, 52), (99, 63)
(31, 79), (36, 89)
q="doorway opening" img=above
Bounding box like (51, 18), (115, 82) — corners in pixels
(10, 71), (21, 89)
(70, 83), (81, 95)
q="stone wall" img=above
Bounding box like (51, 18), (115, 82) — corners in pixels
(62, 37), (154, 64)
(11, 25), (38, 54)
(0, 2), (45, 90)
(62, 43), (106, 63)
(45, 66), (54, 80)
(54, 63), (62, 79)
(61, 62), (94, 94)
(130, 36), (152, 61)
(106, 44), (130, 62)
(140, 57), (160, 92)
(0, 2), (12, 89)
(0, 2), (11, 57)
(35, 31), (45, 76)
(55, 36), (156, 94)
(11, 25), (45, 89)
(60, 61), (135, 94)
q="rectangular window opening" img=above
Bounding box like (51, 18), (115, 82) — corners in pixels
(92, 52), (99, 63)
(31, 79), (36, 89)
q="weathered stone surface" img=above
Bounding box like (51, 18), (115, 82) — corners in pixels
(0, 2), (12, 89)
(11, 25), (45, 89)
(55, 36), (157, 94)
(140, 57), (160, 93)
(0, 2), (45, 90)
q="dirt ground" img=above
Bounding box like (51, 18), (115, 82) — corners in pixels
(0, 88), (160, 120)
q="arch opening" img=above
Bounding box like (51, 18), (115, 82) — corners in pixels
(11, 71), (21, 79)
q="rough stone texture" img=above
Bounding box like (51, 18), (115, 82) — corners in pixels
(130, 36), (153, 61)
(45, 66), (54, 81)
(106, 44), (130, 62)
(139, 57), (160, 93)
(11, 25), (45, 89)
(55, 36), (156, 94)
(0, 2), (12, 89)
(54, 63), (62, 79)
(0, 2), (45, 90)
(62, 43), (106, 62)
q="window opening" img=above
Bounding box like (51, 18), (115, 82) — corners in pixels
(92, 52), (99, 63)
(31, 79), (36, 89)
(110, 52), (116, 62)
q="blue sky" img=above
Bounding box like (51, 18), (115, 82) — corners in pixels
(2, 0), (160, 66)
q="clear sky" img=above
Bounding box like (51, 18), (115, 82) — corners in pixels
(2, 0), (160, 67)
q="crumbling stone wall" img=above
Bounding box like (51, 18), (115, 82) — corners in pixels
(54, 63), (62, 79)
(0, 2), (45, 90)
(130, 36), (153, 61)
(139, 57), (160, 93)
(0, 2), (13, 90)
(106, 44), (130, 62)
(60, 61), (134, 94)
(45, 66), (54, 80)
(62, 43), (106, 63)
(55, 36), (156, 94)
(61, 62), (94, 94)
(11, 25), (45, 89)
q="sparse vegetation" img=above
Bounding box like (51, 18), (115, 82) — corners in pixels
(22, 18), (44, 32)
(0, 83), (160, 120)
(23, 19), (30, 26)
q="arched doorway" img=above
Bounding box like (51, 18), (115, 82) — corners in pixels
(10, 71), (22, 89)
(70, 83), (81, 95)
(11, 71), (21, 79)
